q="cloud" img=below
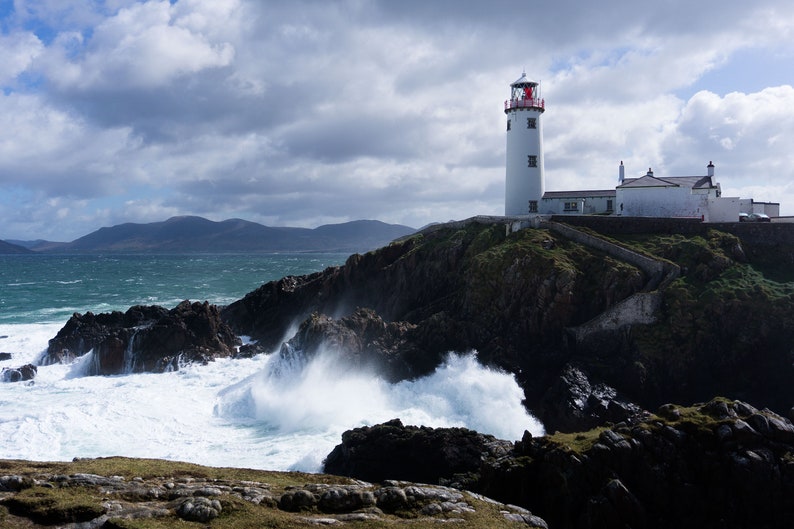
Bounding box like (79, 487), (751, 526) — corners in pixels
(0, 0), (793, 240)
(39, 1), (235, 91)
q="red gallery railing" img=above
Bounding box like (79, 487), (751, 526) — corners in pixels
(504, 98), (545, 111)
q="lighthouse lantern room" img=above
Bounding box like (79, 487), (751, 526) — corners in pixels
(504, 72), (545, 216)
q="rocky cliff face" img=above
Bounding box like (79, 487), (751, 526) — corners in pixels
(222, 221), (647, 428)
(44, 301), (241, 374)
(223, 221), (794, 432)
(325, 399), (794, 529)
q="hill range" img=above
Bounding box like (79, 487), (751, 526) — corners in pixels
(1, 216), (415, 254)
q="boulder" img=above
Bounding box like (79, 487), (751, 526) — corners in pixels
(0, 352), (12, 361)
(323, 418), (513, 488)
(1, 364), (37, 383)
(538, 364), (643, 432)
(279, 308), (436, 382)
(44, 301), (241, 374)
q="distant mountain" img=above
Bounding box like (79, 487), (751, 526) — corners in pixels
(5, 239), (68, 252)
(0, 239), (34, 254)
(36, 216), (416, 253)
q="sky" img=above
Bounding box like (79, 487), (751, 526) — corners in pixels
(1, 0), (793, 241)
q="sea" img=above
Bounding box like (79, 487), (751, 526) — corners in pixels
(0, 253), (544, 472)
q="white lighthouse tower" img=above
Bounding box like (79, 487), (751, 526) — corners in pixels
(504, 72), (545, 216)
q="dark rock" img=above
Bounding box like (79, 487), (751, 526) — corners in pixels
(0, 352), (11, 361)
(278, 489), (318, 512)
(538, 364), (643, 432)
(323, 418), (513, 487)
(44, 301), (241, 374)
(278, 308), (433, 382)
(1, 363), (37, 382)
(318, 487), (376, 513)
(0, 475), (34, 492)
(330, 399), (794, 529)
(220, 221), (794, 431)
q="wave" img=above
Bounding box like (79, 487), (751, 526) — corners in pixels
(0, 322), (542, 473)
(215, 346), (544, 453)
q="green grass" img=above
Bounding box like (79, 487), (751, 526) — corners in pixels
(0, 457), (542, 529)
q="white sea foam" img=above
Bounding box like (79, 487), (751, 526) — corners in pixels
(0, 323), (543, 473)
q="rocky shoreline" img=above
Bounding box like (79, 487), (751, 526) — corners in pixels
(324, 398), (794, 529)
(0, 457), (546, 528)
(6, 218), (794, 527)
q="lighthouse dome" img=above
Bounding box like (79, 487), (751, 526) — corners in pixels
(511, 72), (538, 87)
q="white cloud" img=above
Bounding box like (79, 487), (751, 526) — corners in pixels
(43, 0), (235, 91)
(0, 0), (793, 240)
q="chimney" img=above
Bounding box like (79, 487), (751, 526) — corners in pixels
(646, 167), (654, 177)
(707, 161), (715, 178)
(619, 161), (625, 184)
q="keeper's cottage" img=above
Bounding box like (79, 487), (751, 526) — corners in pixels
(503, 73), (780, 221)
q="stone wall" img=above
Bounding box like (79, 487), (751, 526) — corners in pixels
(542, 220), (679, 291)
(551, 215), (794, 247)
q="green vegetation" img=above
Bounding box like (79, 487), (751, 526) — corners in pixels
(545, 427), (611, 455)
(0, 457), (540, 529)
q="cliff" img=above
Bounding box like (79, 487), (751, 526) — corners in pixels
(222, 218), (794, 431)
(325, 398), (794, 529)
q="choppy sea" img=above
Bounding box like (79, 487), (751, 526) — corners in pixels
(0, 253), (543, 472)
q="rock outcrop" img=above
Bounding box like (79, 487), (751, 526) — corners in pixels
(325, 398), (794, 529)
(1, 364), (36, 383)
(279, 308), (441, 382)
(44, 301), (241, 374)
(222, 220), (794, 431)
(324, 418), (513, 489)
(0, 457), (546, 528)
(222, 221), (648, 429)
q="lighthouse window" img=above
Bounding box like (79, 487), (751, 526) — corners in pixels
(564, 202), (579, 212)
(527, 118), (536, 129)
(507, 119), (511, 131)
(527, 155), (537, 167)
(528, 200), (538, 213)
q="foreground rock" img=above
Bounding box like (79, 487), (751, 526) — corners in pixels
(324, 418), (513, 489)
(325, 398), (794, 529)
(1, 364), (36, 383)
(0, 457), (546, 528)
(44, 301), (241, 374)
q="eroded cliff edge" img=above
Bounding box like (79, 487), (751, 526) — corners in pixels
(221, 218), (794, 432)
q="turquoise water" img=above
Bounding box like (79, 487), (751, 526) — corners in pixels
(0, 252), (543, 471)
(0, 253), (347, 324)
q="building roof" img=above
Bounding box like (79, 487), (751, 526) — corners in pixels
(511, 72), (538, 87)
(543, 190), (616, 199)
(619, 175), (715, 189)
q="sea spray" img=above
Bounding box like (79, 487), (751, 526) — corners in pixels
(1, 321), (543, 473)
(214, 347), (544, 469)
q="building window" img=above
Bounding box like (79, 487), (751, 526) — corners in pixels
(527, 118), (536, 129)
(528, 200), (538, 213)
(507, 119), (511, 131)
(607, 199), (613, 212)
(527, 155), (537, 167)
(564, 202), (579, 212)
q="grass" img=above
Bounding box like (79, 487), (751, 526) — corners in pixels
(544, 426), (610, 455)
(0, 457), (542, 529)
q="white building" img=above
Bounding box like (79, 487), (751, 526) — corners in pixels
(503, 73), (780, 221)
(616, 163), (721, 220)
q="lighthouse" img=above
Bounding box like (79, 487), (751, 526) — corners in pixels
(504, 72), (545, 216)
